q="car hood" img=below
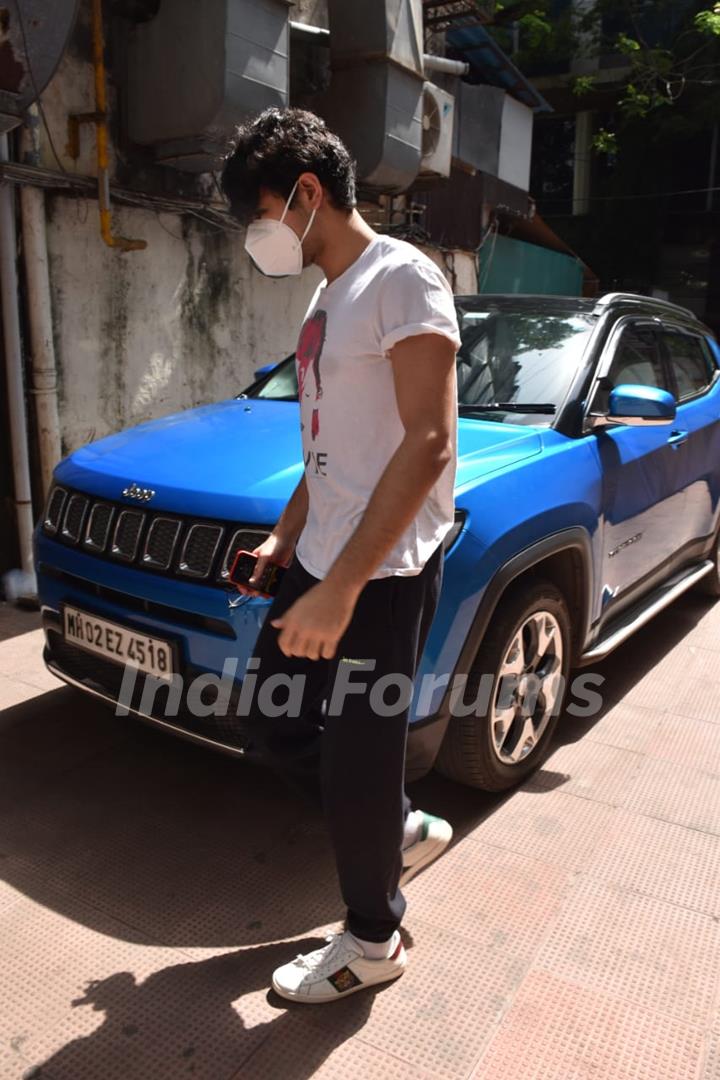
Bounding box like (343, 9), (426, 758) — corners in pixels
(55, 399), (543, 519)
(455, 417), (542, 488)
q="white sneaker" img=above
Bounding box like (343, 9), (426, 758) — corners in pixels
(271, 930), (406, 1003)
(399, 811), (453, 888)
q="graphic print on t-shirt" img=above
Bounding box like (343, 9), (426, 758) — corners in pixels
(296, 309), (326, 441)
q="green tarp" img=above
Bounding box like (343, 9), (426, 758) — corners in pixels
(480, 234), (583, 296)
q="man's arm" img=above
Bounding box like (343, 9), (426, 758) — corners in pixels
(271, 333), (456, 657)
(325, 332), (456, 591)
(248, 474), (308, 586)
(275, 472), (309, 547)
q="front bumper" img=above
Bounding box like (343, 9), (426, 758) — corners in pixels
(42, 606), (257, 757)
(35, 524), (273, 756)
(35, 525), (460, 778)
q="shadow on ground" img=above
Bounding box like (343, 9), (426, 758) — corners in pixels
(0, 601), (41, 645)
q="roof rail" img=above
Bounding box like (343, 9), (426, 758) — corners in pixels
(593, 292), (699, 321)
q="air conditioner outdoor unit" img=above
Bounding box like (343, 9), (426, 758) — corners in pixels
(420, 81), (454, 177)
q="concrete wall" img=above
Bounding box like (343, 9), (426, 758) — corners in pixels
(292, 0), (329, 27)
(419, 247), (478, 296)
(45, 195), (322, 455)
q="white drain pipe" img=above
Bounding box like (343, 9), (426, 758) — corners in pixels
(423, 54), (469, 77)
(20, 107), (62, 501)
(0, 132), (36, 584)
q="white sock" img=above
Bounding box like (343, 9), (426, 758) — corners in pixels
(350, 929), (401, 960)
(402, 809), (424, 850)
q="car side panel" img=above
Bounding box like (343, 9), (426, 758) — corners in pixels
(669, 376), (720, 549)
(591, 423), (687, 602)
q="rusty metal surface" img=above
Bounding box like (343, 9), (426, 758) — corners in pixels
(410, 166), (530, 250)
(422, 1), (494, 31)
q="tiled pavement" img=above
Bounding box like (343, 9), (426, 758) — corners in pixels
(0, 591), (719, 1080)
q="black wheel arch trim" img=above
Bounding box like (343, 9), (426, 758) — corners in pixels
(405, 527), (593, 780)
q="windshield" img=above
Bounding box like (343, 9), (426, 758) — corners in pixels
(243, 306), (595, 424)
(249, 357), (299, 401)
(454, 307), (595, 424)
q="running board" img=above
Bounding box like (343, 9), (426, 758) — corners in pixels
(579, 560), (714, 664)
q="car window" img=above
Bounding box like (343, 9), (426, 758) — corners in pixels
(660, 330), (716, 400)
(592, 326), (669, 412)
(609, 327), (667, 388)
(253, 359), (298, 400)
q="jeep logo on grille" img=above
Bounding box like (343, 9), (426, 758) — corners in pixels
(122, 482), (155, 502)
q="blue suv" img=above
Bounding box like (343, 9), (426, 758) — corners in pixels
(34, 292), (720, 791)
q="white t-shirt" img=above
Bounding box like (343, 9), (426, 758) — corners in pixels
(293, 234), (461, 580)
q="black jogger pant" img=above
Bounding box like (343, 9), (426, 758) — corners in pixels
(243, 541), (443, 942)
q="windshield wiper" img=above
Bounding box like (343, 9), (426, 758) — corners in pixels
(459, 402), (556, 415)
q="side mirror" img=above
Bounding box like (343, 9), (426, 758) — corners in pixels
(254, 362), (278, 379)
(607, 384), (676, 426)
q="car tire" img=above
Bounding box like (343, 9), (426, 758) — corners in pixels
(694, 526), (720, 598)
(434, 578), (571, 792)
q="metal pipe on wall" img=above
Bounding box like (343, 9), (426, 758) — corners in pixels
(67, 0), (146, 250)
(0, 133), (36, 583)
(289, 20), (329, 41)
(423, 54), (469, 77)
(20, 106), (62, 502)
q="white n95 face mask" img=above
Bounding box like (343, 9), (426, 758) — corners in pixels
(244, 180), (316, 277)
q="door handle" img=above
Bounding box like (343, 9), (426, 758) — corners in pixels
(668, 429), (688, 448)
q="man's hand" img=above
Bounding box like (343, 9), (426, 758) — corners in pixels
(232, 474), (309, 595)
(232, 531), (295, 597)
(270, 581), (359, 660)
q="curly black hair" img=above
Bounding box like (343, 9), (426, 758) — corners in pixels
(220, 108), (357, 225)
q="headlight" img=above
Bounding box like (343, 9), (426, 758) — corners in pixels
(443, 509), (466, 553)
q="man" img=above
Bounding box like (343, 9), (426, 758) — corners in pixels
(221, 108), (460, 1003)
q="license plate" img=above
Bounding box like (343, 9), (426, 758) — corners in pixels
(62, 605), (175, 682)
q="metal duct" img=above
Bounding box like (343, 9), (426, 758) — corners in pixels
(323, 0), (424, 192)
(327, 0), (423, 75)
(126, 0), (291, 172)
(0, 0), (81, 134)
(453, 82), (533, 192)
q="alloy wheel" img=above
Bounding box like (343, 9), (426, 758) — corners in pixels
(490, 609), (564, 765)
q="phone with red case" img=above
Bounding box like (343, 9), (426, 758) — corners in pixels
(228, 549), (286, 598)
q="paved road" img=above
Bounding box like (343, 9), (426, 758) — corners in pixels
(1, 591), (719, 1080)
